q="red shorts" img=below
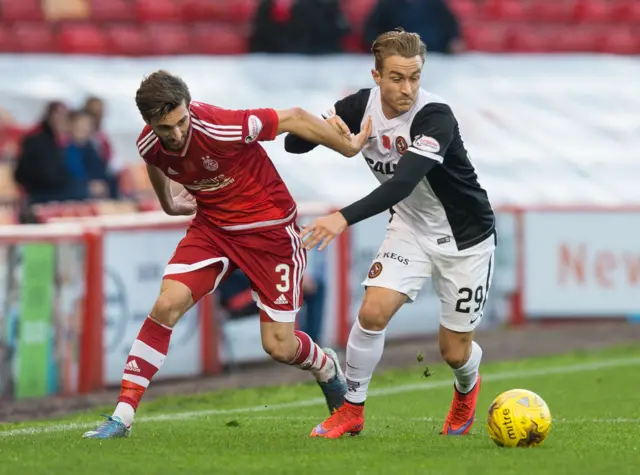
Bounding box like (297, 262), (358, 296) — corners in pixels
(163, 220), (306, 323)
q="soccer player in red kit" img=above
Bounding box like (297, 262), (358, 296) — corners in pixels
(83, 70), (372, 439)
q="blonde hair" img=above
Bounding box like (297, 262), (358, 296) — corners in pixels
(372, 28), (427, 72)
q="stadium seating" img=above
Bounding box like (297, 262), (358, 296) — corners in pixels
(0, 0), (638, 55)
(105, 23), (150, 56)
(59, 23), (107, 54)
(89, 0), (132, 22)
(12, 22), (58, 53)
(0, 0), (44, 22)
(134, 0), (182, 23)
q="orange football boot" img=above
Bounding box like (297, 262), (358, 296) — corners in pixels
(441, 374), (482, 435)
(310, 401), (365, 438)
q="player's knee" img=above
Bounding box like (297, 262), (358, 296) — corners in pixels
(441, 348), (468, 369)
(439, 333), (473, 369)
(358, 301), (392, 332)
(150, 294), (187, 328)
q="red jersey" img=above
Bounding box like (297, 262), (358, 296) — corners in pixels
(136, 101), (297, 233)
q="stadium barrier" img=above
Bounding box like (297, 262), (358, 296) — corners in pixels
(0, 205), (638, 400)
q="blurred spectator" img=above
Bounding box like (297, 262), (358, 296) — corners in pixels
(65, 109), (109, 200)
(13, 101), (73, 207)
(84, 96), (121, 199)
(250, 0), (350, 54)
(364, 0), (463, 54)
(13, 103), (110, 219)
(0, 107), (23, 162)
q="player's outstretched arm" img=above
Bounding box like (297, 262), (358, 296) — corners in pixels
(284, 89), (369, 155)
(301, 152), (437, 251)
(283, 114), (351, 154)
(146, 164), (196, 216)
(276, 107), (371, 158)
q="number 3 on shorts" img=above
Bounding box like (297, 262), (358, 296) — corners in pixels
(275, 263), (291, 292)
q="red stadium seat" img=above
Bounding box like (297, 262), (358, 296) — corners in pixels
(531, 0), (576, 23)
(485, 0), (530, 21)
(181, 0), (228, 22)
(340, 0), (377, 29)
(12, 22), (58, 53)
(574, 0), (612, 23)
(191, 24), (248, 55)
(105, 24), (150, 56)
(0, 27), (16, 52)
(0, 0), (44, 22)
(547, 26), (598, 52)
(342, 31), (366, 53)
(612, 0), (640, 24)
(599, 27), (639, 55)
(89, 0), (132, 22)
(447, 0), (481, 20)
(59, 23), (107, 54)
(134, 0), (181, 22)
(146, 23), (190, 55)
(507, 26), (551, 53)
(228, 0), (259, 23)
(463, 23), (508, 52)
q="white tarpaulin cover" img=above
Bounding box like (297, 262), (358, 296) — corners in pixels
(2, 53), (639, 206)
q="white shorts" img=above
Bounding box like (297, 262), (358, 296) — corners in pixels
(362, 217), (496, 333)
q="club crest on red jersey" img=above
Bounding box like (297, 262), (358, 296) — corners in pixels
(202, 156), (218, 171)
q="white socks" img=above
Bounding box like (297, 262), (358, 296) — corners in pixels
(452, 341), (483, 394)
(113, 402), (135, 427)
(344, 320), (386, 404)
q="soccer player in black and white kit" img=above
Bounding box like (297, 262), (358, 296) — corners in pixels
(286, 29), (496, 438)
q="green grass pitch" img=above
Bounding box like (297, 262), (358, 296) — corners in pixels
(1, 345), (639, 475)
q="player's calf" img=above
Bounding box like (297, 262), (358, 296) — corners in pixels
(261, 320), (345, 413)
(438, 326), (480, 393)
(261, 321), (336, 381)
(84, 279), (193, 439)
(439, 326), (483, 436)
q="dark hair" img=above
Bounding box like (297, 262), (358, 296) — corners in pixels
(372, 28), (427, 72)
(84, 96), (102, 106)
(135, 70), (191, 123)
(41, 101), (67, 122)
(69, 109), (92, 122)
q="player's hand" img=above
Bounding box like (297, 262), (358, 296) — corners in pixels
(300, 212), (348, 251)
(170, 189), (197, 216)
(342, 116), (372, 158)
(326, 114), (351, 137)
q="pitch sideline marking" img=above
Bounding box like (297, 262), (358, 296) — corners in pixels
(225, 415), (640, 424)
(1, 356), (638, 438)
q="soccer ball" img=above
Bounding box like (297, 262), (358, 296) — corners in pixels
(487, 389), (552, 448)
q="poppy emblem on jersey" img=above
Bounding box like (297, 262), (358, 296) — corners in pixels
(245, 114), (263, 143)
(395, 136), (408, 155)
(202, 156), (218, 171)
(413, 135), (440, 153)
(368, 262), (383, 279)
(382, 135), (391, 150)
